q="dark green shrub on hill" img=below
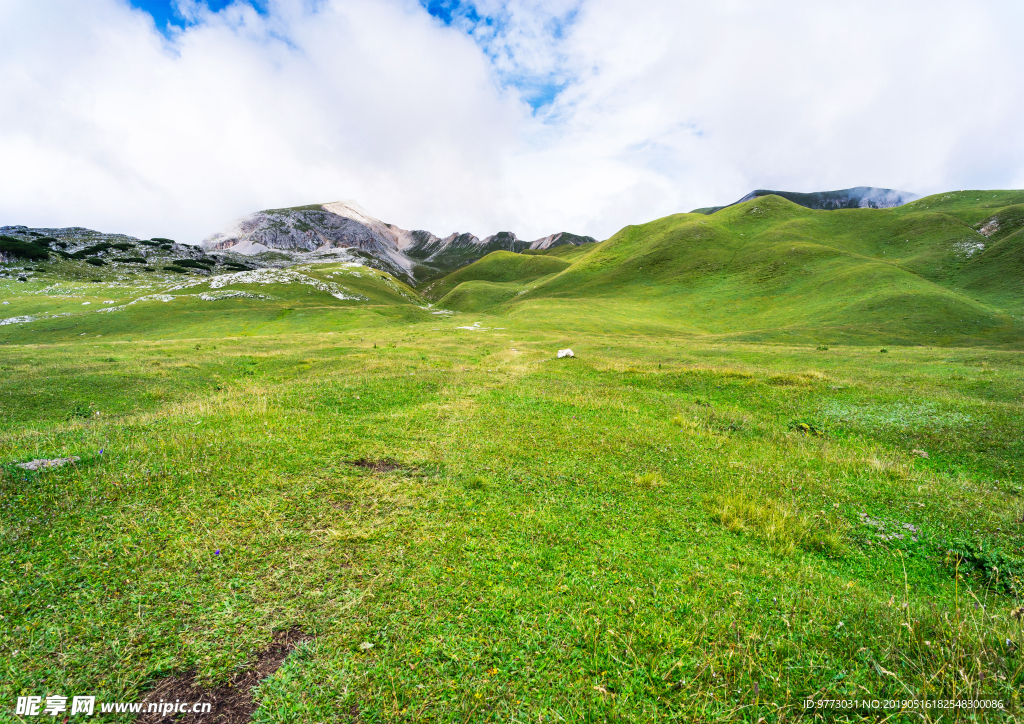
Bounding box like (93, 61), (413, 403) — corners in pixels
(85, 258), (106, 266)
(163, 265), (188, 273)
(139, 240), (161, 247)
(110, 242), (134, 251)
(171, 259), (212, 270)
(151, 237), (174, 243)
(159, 244), (172, 250)
(0, 235), (50, 261)
(114, 257), (148, 264)
(68, 243), (113, 259)
(223, 262), (252, 271)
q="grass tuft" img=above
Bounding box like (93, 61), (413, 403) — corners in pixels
(710, 493), (846, 557)
(634, 471), (666, 489)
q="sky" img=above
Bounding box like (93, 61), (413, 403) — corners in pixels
(2, 0), (1024, 244)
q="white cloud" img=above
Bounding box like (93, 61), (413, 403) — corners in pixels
(0, 0), (527, 240)
(2, 0), (1023, 244)
(512, 0), (1024, 231)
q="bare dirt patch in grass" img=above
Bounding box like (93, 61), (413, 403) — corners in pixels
(348, 457), (405, 473)
(138, 627), (311, 723)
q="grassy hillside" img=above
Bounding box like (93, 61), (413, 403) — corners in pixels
(521, 243), (601, 261)
(434, 192), (1024, 346)
(423, 250), (571, 302)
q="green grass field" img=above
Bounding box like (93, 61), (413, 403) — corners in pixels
(2, 192), (1023, 722)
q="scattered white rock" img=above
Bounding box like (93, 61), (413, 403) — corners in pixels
(979, 218), (1000, 237)
(199, 268), (367, 301)
(0, 315), (34, 326)
(198, 290), (274, 301)
(359, 642), (374, 651)
(912, 449), (929, 459)
(557, 349), (575, 358)
(953, 240), (986, 258)
(17, 456), (80, 471)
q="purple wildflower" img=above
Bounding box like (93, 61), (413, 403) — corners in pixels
(214, 549), (221, 555)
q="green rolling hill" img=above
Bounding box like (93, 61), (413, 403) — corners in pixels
(435, 190), (1024, 346)
(424, 250), (571, 302)
(426, 245), (598, 313)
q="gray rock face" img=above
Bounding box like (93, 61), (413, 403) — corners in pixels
(204, 208), (391, 255)
(202, 201), (598, 285)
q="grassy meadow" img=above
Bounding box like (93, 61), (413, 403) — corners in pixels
(2, 192), (1024, 722)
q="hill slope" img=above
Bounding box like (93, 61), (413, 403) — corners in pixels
(424, 250), (571, 302)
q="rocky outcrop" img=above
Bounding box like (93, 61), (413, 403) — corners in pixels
(528, 231), (599, 250)
(202, 201), (598, 284)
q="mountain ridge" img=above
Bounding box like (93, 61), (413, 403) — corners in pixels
(692, 186), (919, 215)
(201, 200), (598, 285)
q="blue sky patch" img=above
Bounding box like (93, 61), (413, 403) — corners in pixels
(517, 79), (569, 112)
(420, 1), (578, 114)
(422, 0), (482, 26)
(128, 0), (260, 31)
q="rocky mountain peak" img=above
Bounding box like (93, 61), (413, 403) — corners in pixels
(201, 202), (597, 285)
